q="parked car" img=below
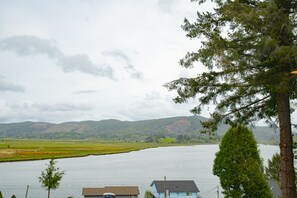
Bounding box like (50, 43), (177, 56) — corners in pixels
(103, 192), (116, 198)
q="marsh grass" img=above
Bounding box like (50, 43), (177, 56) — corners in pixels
(0, 139), (166, 162)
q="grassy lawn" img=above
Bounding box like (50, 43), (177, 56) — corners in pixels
(0, 139), (165, 162)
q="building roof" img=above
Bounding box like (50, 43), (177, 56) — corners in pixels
(82, 186), (140, 196)
(151, 180), (199, 193)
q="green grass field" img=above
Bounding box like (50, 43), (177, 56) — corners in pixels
(0, 139), (166, 162)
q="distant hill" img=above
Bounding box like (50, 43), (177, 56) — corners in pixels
(0, 116), (279, 144)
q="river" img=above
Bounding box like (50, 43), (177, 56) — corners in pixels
(0, 144), (279, 198)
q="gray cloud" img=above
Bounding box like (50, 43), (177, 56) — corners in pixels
(118, 92), (171, 120)
(102, 50), (143, 80)
(0, 79), (25, 92)
(73, 90), (99, 94)
(8, 102), (93, 112)
(117, 91), (196, 121)
(0, 35), (61, 58)
(61, 54), (113, 77)
(103, 50), (131, 62)
(0, 35), (114, 78)
(33, 103), (93, 112)
(0, 101), (94, 123)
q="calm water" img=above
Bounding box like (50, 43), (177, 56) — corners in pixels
(0, 144), (279, 198)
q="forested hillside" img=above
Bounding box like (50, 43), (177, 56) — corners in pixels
(0, 116), (279, 144)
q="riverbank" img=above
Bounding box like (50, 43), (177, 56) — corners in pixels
(0, 139), (194, 162)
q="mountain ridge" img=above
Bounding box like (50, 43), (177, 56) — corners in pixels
(0, 115), (279, 143)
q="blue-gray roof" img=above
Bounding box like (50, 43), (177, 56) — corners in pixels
(151, 180), (199, 193)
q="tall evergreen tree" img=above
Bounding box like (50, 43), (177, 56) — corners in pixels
(213, 125), (272, 197)
(165, 0), (297, 196)
(39, 159), (65, 198)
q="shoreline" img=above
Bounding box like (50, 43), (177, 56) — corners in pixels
(0, 139), (202, 163)
(1, 139), (277, 163)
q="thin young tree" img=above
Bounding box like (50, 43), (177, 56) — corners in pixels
(39, 159), (65, 198)
(165, 0), (297, 197)
(144, 190), (154, 198)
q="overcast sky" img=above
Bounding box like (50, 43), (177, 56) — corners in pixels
(2, 0), (293, 125)
(0, 0), (214, 123)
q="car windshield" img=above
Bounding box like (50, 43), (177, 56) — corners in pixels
(103, 193), (115, 198)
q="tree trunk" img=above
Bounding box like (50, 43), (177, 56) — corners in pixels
(47, 188), (50, 198)
(277, 93), (296, 198)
